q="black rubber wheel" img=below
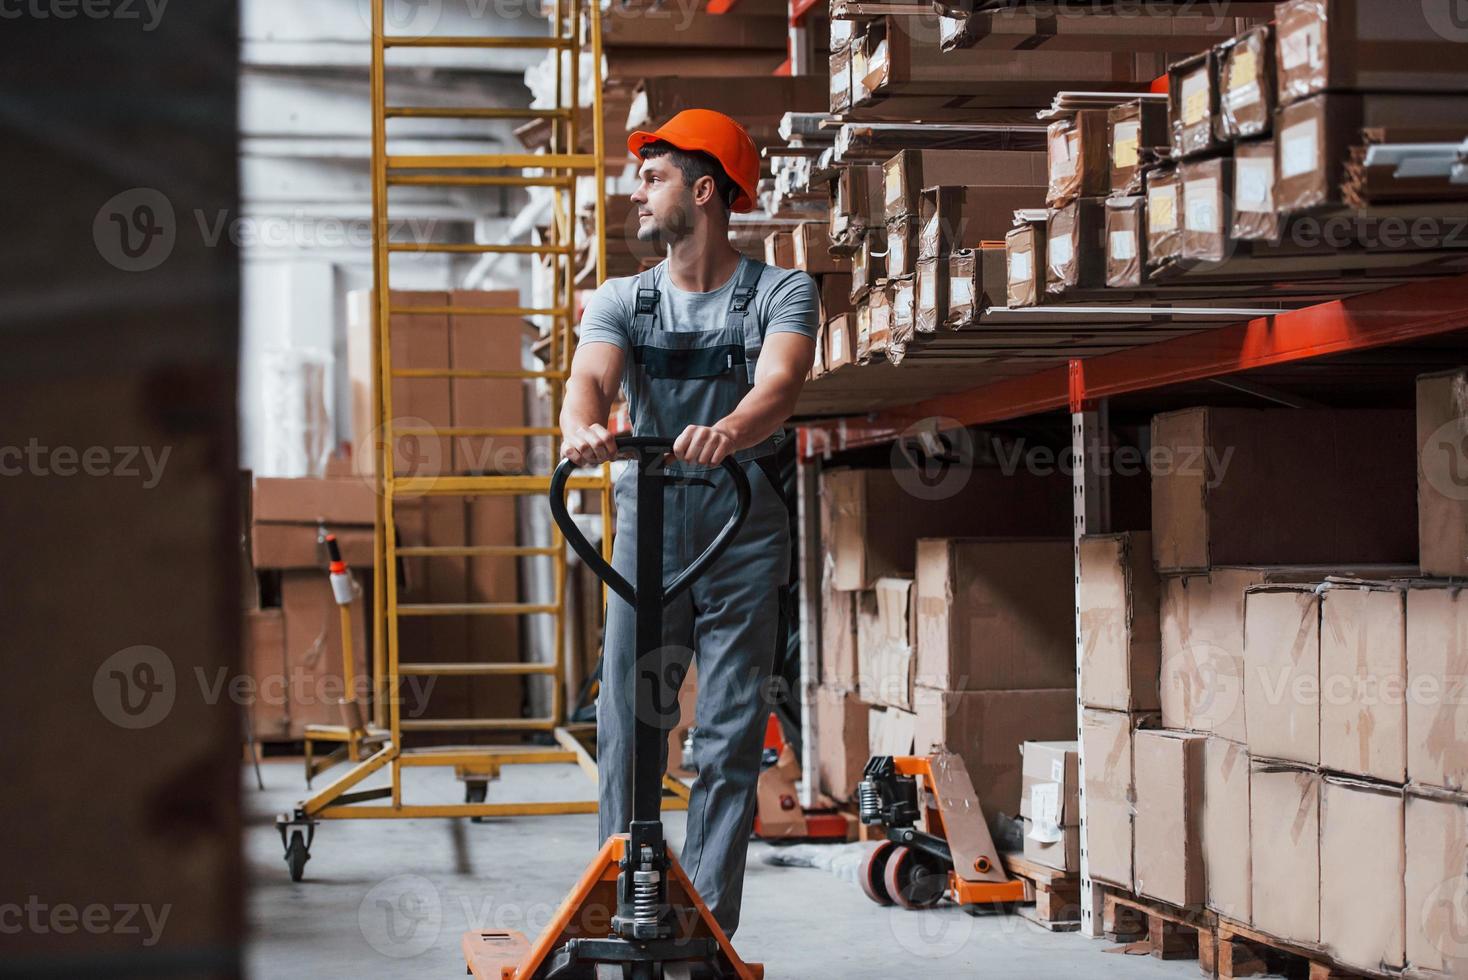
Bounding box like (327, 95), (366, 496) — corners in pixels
(884, 845), (946, 910)
(285, 831), (310, 883)
(465, 782), (487, 804)
(859, 840), (898, 906)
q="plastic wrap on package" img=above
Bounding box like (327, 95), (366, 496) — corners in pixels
(914, 256), (944, 335)
(886, 213), (917, 277)
(1218, 24), (1275, 140)
(887, 275), (916, 364)
(1004, 223), (1044, 308)
(1145, 166), (1182, 268)
(1169, 49), (1220, 160)
(1105, 197), (1146, 289)
(1231, 139), (1280, 242)
(1181, 157), (1235, 264)
(1109, 100), (1170, 196)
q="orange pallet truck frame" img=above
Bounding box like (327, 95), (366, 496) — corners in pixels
(856, 753), (1027, 910)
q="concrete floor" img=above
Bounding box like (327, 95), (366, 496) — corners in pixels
(244, 757), (1201, 980)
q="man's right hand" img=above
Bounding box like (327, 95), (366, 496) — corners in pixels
(561, 423), (618, 467)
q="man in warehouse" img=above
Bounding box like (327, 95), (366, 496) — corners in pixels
(559, 108), (819, 938)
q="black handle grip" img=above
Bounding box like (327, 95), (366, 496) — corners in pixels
(548, 435), (752, 607)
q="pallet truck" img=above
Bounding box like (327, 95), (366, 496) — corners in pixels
(751, 714), (853, 843)
(855, 753), (1027, 911)
(462, 436), (763, 980)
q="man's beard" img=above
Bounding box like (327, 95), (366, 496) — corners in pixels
(636, 205), (691, 244)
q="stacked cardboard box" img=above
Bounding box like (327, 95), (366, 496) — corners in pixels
(1019, 741), (1079, 873)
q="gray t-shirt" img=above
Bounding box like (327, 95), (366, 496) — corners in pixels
(577, 256), (820, 350)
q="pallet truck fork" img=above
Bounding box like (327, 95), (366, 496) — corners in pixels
(462, 436), (763, 980)
(856, 753), (1027, 911)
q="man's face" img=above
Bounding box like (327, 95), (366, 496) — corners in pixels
(631, 155), (697, 244)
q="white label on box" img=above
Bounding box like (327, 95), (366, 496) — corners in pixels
(1048, 232), (1073, 269)
(1109, 229), (1137, 261)
(919, 267), (935, 310)
(830, 327), (844, 359)
(1008, 249), (1032, 284)
(1236, 155), (1275, 212)
(832, 64), (850, 100)
(1028, 782), (1063, 843)
(1112, 121), (1139, 169)
(1185, 178), (1219, 233)
(1051, 757), (1064, 783)
(884, 164), (902, 208)
(889, 231), (906, 271)
(1148, 185), (1178, 232)
(1182, 69), (1209, 126)
(1281, 118), (1319, 178)
(1280, 19), (1323, 70)
(949, 273), (972, 311)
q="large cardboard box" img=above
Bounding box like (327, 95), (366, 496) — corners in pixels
(1168, 49), (1220, 160)
(1133, 729), (1208, 908)
(251, 524), (374, 570)
(914, 538), (1075, 692)
(1231, 138), (1280, 242)
(764, 230), (795, 270)
(1249, 761), (1320, 945)
(245, 608), (290, 741)
(1217, 24), (1275, 140)
(825, 312), (856, 371)
(1150, 407), (1417, 573)
(251, 476), (376, 526)
(1020, 741), (1079, 873)
(279, 569), (370, 738)
(820, 583), (858, 689)
(1005, 222), (1046, 308)
(869, 703), (917, 758)
(914, 688), (1076, 832)
(1275, 0), (1468, 104)
(917, 183), (1045, 264)
(1045, 198), (1107, 295)
(1203, 736), (1251, 921)
(1416, 368), (1468, 578)
(449, 290), (532, 476)
(1180, 157), (1234, 264)
(1242, 584), (1321, 766)
(1046, 110), (1110, 208)
(1406, 586), (1468, 794)
(822, 465), (1069, 591)
(793, 222), (851, 275)
(816, 685), (870, 803)
(944, 246), (1007, 330)
(1104, 195), (1147, 289)
(1079, 532), (1161, 712)
(1108, 99), (1169, 195)
(1319, 583), (1407, 784)
(1405, 791), (1468, 977)
(882, 148), (1047, 221)
(856, 578), (915, 710)
(1081, 708), (1152, 888)
(1319, 776), (1405, 972)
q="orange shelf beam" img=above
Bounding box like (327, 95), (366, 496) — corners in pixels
(797, 272), (1468, 458)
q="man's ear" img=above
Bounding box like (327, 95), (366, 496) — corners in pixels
(691, 174), (715, 207)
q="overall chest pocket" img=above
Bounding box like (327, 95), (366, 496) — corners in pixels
(633, 340), (748, 380)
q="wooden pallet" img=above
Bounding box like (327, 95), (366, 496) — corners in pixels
(1100, 889), (1379, 980)
(1001, 853), (1081, 932)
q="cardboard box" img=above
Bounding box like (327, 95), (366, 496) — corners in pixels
(823, 466), (1069, 591)
(1133, 729), (1208, 908)
(245, 608), (289, 740)
(1249, 761), (1320, 945)
(1150, 407), (1417, 573)
(1203, 736), (1251, 921)
(1243, 584), (1321, 766)
(1417, 369), (1468, 577)
(793, 222), (850, 275)
(944, 246), (1007, 329)
(914, 256), (944, 336)
(251, 476), (377, 526)
(1405, 791), (1468, 977)
(832, 164), (885, 246)
(1081, 708), (1150, 888)
(1217, 24), (1275, 140)
(601, 6), (786, 49)
(279, 569), (370, 738)
(857, 578), (915, 710)
(882, 148), (1047, 221)
(1275, 0), (1468, 104)
(821, 582), (858, 688)
(1181, 157), (1234, 264)
(862, 286), (890, 364)
(819, 273), (854, 321)
(1021, 740), (1080, 871)
(1005, 222), (1046, 308)
(1319, 776), (1405, 972)
(251, 524), (374, 570)
(935, 5), (1253, 54)
(1104, 196), (1147, 289)
(869, 703), (916, 758)
(914, 537), (1075, 692)
(886, 213), (917, 278)
(852, 236), (886, 299)
(1406, 586), (1468, 794)
(1277, 93), (1468, 213)
(888, 275), (916, 360)
(815, 685), (869, 802)
(1145, 165), (1182, 269)
(764, 229), (795, 269)
(914, 688), (1077, 832)
(1319, 583), (1407, 783)
(1231, 138), (1280, 242)
(1045, 198), (1107, 295)
(1046, 110), (1110, 207)
(825, 312), (856, 371)
(448, 291), (531, 476)
(1079, 532), (1161, 712)
(1169, 49), (1220, 160)
(918, 183), (1043, 264)
(829, 46), (851, 114)
(1108, 99), (1169, 195)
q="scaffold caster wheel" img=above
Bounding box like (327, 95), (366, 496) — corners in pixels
(884, 845), (946, 910)
(860, 840), (898, 906)
(277, 816), (315, 883)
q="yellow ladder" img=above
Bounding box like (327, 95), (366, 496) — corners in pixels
(278, 0), (684, 873)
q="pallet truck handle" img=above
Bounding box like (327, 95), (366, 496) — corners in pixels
(548, 435), (751, 607)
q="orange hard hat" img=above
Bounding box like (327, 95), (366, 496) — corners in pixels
(627, 108), (760, 214)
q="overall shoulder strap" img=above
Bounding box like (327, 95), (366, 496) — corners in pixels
(725, 257), (767, 341)
(633, 264), (661, 331)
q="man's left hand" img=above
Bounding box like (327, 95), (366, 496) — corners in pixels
(672, 424), (735, 466)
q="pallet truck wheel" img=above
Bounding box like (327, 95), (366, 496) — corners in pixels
(859, 840), (898, 906)
(884, 845), (945, 910)
(285, 830), (310, 883)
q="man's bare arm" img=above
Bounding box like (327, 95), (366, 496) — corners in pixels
(673, 331), (816, 465)
(559, 341), (625, 467)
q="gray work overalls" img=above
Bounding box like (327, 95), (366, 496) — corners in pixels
(597, 255), (792, 939)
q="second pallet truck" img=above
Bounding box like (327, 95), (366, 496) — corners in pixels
(463, 436), (763, 979)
